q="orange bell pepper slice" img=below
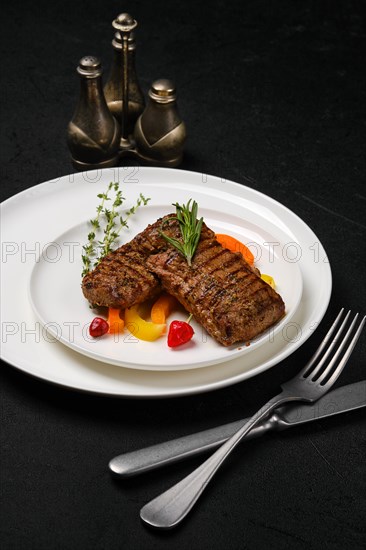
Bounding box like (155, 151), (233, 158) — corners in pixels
(215, 233), (255, 265)
(107, 308), (125, 334)
(151, 293), (178, 324)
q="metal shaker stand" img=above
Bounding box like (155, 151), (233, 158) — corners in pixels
(67, 13), (186, 170)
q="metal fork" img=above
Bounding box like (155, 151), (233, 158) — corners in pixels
(140, 309), (365, 529)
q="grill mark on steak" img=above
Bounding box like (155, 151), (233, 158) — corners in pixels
(176, 246), (259, 314)
(146, 239), (285, 346)
(192, 237), (260, 279)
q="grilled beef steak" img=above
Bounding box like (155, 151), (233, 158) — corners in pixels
(146, 230), (285, 346)
(82, 215), (285, 346)
(82, 215), (179, 308)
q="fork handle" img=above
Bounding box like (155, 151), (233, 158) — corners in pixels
(140, 393), (291, 529)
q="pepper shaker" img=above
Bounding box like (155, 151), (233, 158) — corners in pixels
(134, 79), (186, 166)
(67, 56), (121, 170)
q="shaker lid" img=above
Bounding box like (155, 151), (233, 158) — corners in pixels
(149, 79), (176, 103)
(77, 56), (102, 78)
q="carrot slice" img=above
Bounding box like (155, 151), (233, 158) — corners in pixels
(215, 234), (255, 265)
(151, 293), (178, 324)
(107, 308), (125, 334)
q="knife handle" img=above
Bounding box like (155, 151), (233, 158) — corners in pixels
(108, 415), (279, 478)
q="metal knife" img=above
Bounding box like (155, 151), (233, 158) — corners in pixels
(109, 381), (365, 478)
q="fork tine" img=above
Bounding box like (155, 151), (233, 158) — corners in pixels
(318, 314), (365, 388)
(301, 308), (347, 377)
(316, 312), (358, 383)
(307, 310), (352, 380)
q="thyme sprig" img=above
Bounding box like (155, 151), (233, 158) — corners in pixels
(82, 182), (150, 276)
(160, 199), (203, 266)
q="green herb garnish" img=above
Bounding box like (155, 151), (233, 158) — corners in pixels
(160, 199), (203, 266)
(82, 182), (150, 276)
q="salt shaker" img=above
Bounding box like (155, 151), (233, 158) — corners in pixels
(134, 79), (186, 166)
(67, 56), (121, 169)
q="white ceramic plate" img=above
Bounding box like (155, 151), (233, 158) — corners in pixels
(0, 167), (331, 397)
(28, 202), (303, 371)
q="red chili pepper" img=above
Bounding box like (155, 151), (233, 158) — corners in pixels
(89, 317), (109, 338)
(167, 320), (194, 348)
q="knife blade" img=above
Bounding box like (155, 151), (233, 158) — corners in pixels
(109, 381), (365, 478)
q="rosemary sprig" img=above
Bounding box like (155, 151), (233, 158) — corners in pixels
(160, 199), (203, 266)
(82, 182), (150, 276)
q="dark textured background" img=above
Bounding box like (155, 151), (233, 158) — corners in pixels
(1, 1), (365, 549)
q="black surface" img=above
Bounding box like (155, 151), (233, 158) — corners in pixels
(1, 1), (366, 549)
